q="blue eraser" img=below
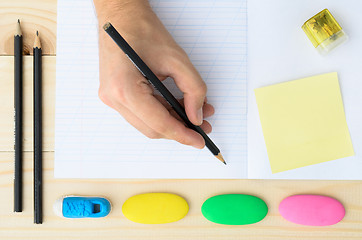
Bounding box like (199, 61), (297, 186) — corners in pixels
(53, 196), (111, 218)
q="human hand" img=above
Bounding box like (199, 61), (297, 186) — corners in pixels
(94, 0), (214, 148)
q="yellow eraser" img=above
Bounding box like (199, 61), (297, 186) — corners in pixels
(122, 193), (189, 224)
(302, 9), (348, 55)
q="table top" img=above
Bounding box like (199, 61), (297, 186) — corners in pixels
(0, 1), (362, 239)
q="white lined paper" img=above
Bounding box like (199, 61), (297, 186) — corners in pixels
(55, 0), (247, 178)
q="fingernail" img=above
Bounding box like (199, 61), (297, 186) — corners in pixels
(197, 108), (203, 125)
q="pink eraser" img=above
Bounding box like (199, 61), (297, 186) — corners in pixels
(279, 195), (345, 226)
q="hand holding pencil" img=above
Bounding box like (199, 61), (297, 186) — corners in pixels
(94, 0), (216, 150)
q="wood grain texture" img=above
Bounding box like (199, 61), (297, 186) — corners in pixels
(0, 151), (362, 240)
(0, 56), (55, 151)
(0, 0), (56, 55)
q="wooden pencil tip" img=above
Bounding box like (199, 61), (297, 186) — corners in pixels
(216, 153), (226, 165)
(15, 20), (22, 36)
(33, 31), (41, 48)
(103, 22), (111, 31)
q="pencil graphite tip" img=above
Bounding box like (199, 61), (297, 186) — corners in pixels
(15, 19), (22, 36)
(216, 153), (226, 165)
(33, 31), (41, 48)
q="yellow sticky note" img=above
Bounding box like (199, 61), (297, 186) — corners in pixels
(255, 72), (354, 173)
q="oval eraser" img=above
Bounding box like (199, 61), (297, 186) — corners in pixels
(201, 194), (268, 225)
(122, 193), (189, 224)
(279, 194), (345, 226)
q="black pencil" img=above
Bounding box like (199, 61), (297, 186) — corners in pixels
(103, 22), (226, 164)
(14, 19), (23, 213)
(33, 31), (42, 224)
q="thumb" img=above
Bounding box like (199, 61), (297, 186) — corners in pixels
(170, 58), (207, 126)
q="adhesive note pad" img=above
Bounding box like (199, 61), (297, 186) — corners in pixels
(254, 72), (354, 173)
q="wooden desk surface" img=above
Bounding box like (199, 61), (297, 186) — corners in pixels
(0, 1), (362, 239)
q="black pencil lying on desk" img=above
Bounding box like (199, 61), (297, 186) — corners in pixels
(33, 31), (43, 224)
(103, 22), (226, 164)
(14, 19), (23, 213)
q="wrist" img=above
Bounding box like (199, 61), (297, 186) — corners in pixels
(94, 0), (151, 26)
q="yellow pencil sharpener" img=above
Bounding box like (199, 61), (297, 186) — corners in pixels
(302, 9), (348, 55)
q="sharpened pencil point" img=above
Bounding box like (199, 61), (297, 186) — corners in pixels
(15, 19), (22, 36)
(216, 153), (226, 165)
(33, 31), (41, 48)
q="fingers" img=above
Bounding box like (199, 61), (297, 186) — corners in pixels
(127, 91), (206, 148)
(168, 55), (207, 126)
(153, 95), (214, 134)
(153, 95), (215, 119)
(201, 101), (215, 118)
(100, 80), (213, 148)
(200, 120), (212, 134)
(99, 88), (161, 139)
